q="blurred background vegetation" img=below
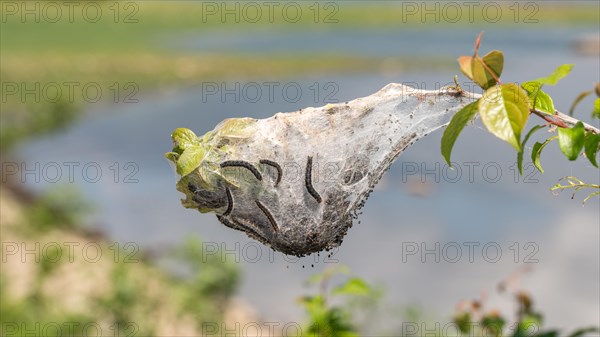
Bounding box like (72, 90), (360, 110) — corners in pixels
(1, 1), (599, 336)
(2, 1), (598, 149)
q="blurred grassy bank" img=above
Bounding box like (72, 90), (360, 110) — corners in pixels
(0, 183), (252, 336)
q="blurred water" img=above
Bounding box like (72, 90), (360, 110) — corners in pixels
(167, 26), (588, 59)
(18, 28), (599, 331)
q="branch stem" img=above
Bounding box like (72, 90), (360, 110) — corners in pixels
(466, 91), (599, 134)
(552, 110), (599, 134)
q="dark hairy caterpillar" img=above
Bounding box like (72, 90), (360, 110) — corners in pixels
(216, 215), (269, 245)
(223, 187), (233, 216)
(305, 156), (322, 203)
(255, 199), (279, 232)
(259, 159), (282, 187)
(220, 160), (262, 181)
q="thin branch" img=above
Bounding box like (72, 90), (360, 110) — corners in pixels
(530, 109), (569, 129)
(468, 91), (599, 134)
(552, 110), (599, 134)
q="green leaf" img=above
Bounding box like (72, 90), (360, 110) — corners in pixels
(517, 125), (545, 175)
(458, 56), (476, 81)
(481, 314), (505, 337)
(535, 332), (559, 337)
(521, 64), (573, 117)
(593, 98), (600, 119)
(458, 50), (504, 89)
(521, 81), (542, 96)
(172, 128), (199, 153)
(558, 122), (585, 160)
(584, 133), (600, 168)
(533, 90), (555, 114)
(297, 295), (327, 319)
(479, 83), (530, 151)
(176, 145), (207, 176)
(164, 151), (180, 164)
(215, 117), (257, 140)
(453, 312), (472, 334)
(568, 90), (592, 116)
(332, 278), (370, 296)
(567, 327), (600, 337)
(515, 313), (543, 337)
(522, 84), (555, 115)
(531, 136), (557, 173)
(441, 100), (479, 166)
(533, 64), (574, 85)
(477, 50), (504, 89)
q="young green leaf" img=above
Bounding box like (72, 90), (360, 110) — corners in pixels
(176, 144), (207, 176)
(479, 83), (530, 151)
(517, 125), (545, 175)
(172, 128), (200, 153)
(567, 327), (600, 337)
(593, 98), (600, 119)
(458, 56), (476, 81)
(520, 64), (574, 118)
(215, 117), (257, 140)
(517, 314), (543, 335)
(533, 64), (574, 85)
(454, 312), (472, 334)
(521, 81), (542, 96)
(441, 100), (479, 166)
(532, 90), (555, 114)
(535, 332), (559, 337)
(458, 50), (504, 90)
(584, 133), (600, 168)
(521, 81), (556, 115)
(475, 50), (504, 89)
(332, 278), (371, 296)
(481, 314), (506, 337)
(522, 84), (555, 115)
(558, 122), (585, 161)
(164, 151), (180, 164)
(531, 136), (557, 173)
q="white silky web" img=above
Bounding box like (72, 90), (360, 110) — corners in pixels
(175, 84), (476, 256)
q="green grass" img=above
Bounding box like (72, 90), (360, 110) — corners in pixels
(2, 2), (598, 52)
(0, 183), (242, 336)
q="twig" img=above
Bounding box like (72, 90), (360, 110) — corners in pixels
(530, 109), (569, 129)
(552, 110), (599, 134)
(468, 92), (599, 134)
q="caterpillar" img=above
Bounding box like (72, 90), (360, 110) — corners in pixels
(305, 156), (322, 203)
(255, 199), (279, 232)
(217, 215), (269, 245)
(259, 159), (282, 187)
(223, 187), (233, 216)
(220, 160), (262, 181)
